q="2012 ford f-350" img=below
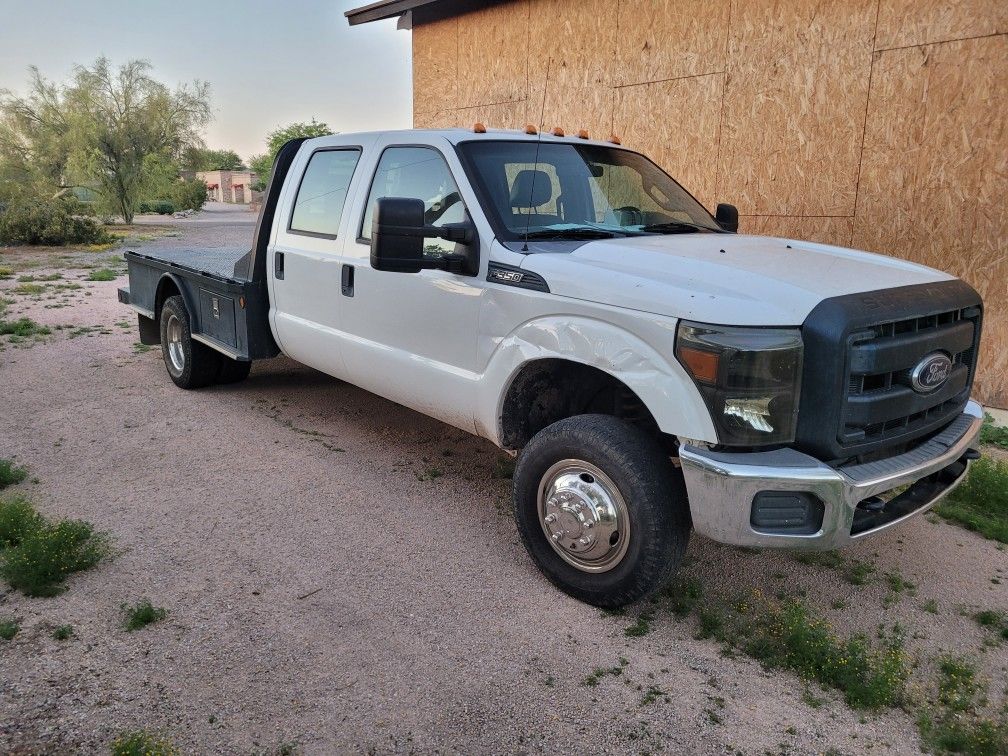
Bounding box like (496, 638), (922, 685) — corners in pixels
(119, 128), (984, 607)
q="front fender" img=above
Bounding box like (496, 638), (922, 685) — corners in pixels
(475, 314), (718, 446)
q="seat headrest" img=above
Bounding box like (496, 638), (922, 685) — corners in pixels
(509, 169), (552, 208)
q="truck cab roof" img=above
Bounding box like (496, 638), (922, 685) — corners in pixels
(301, 127), (629, 149)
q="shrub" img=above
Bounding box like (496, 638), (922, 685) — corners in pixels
(0, 497), (110, 597)
(0, 197), (112, 246)
(0, 459), (28, 490)
(137, 200), (175, 215)
(168, 177), (207, 212)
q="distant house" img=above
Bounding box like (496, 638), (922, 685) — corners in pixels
(196, 170), (259, 204)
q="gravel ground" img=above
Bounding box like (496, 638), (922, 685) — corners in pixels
(0, 204), (1005, 755)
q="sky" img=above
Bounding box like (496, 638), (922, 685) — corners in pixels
(0, 0), (413, 160)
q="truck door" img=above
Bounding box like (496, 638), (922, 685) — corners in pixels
(268, 145), (364, 378)
(337, 141), (486, 433)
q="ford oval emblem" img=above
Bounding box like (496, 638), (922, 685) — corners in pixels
(910, 352), (953, 393)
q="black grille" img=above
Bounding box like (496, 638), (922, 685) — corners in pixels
(841, 306), (979, 448)
(797, 280), (982, 461)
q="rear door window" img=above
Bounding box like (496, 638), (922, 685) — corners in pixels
(289, 148), (362, 238)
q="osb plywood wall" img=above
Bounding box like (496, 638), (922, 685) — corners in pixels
(412, 0), (1008, 408)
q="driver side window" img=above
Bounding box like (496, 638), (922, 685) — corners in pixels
(360, 146), (466, 258)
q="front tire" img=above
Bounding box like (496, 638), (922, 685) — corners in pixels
(159, 295), (221, 389)
(513, 414), (690, 608)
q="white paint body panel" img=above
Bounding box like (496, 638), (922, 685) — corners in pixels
(263, 130), (961, 448)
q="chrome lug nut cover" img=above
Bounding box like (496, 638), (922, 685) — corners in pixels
(537, 459), (630, 573)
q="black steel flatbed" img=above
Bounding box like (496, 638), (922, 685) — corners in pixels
(118, 138), (309, 363)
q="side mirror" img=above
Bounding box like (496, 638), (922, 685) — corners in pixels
(370, 196), (478, 274)
(371, 197), (426, 273)
(715, 203), (739, 233)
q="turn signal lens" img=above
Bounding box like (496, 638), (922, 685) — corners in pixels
(678, 346), (719, 384)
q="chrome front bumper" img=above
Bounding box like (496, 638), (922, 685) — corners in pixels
(679, 400), (984, 550)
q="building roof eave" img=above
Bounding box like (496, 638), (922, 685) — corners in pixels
(345, 0), (499, 26)
(344, 0), (438, 25)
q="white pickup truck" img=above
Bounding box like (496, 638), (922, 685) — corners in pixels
(120, 128), (984, 607)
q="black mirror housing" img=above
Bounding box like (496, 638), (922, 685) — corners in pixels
(371, 197), (426, 273)
(715, 203), (739, 233)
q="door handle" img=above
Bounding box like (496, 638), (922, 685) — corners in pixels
(341, 264), (354, 297)
(274, 251), (285, 280)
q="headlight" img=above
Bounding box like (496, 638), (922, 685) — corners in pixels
(675, 321), (803, 446)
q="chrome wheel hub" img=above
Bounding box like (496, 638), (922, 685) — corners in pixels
(538, 460), (630, 573)
(166, 314), (185, 373)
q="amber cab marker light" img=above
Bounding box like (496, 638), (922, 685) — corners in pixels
(609, 133), (622, 145)
(577, 128), (590, 139)
(239, 296), (246, 309)
(678, 346), (719, 384)
(473, 122), (487, 133)
(524, 124), (538, 135)
(551, 126), (565, 137)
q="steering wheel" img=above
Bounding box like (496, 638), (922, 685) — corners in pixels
(615, 205), (644, 226)
(425, 191), (463, 224)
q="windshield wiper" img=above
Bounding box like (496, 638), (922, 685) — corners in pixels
(640, 221), (720, 234)
(522, 228), (619, 240)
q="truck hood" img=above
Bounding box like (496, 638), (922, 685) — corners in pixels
(517, 234), (953, 325)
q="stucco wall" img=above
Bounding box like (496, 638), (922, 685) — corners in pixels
(411, 0), (1007, 408)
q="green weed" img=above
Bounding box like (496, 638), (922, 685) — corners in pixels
(493, 454), (516, 479)
(582, 657), (628, 687)
(0, 618), (18, 640)
(937, 456), (1008, 543)
(52, 624), (73, 640)
(13, 282), (45, 295)
(0, 459), (28, 489)
(87, 268), (118, 282)
(0, 495), (42, 545)
(918, 656), (1008, 755)
(979, 413), (1008, 450)
(625, 610), (654, 637)
(664, 587), (908, 709)
(0, 317), (51, 339)
(109, 730), (178, 756)
(0, 496), (110, 596)
(974, 610), (1008, 641)
(122, 599), (168, 631)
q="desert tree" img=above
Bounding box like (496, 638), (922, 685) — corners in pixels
(0, 58), (211, 222)
(248, 118), (333, 189)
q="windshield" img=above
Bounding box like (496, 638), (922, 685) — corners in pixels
(456, 140), (722, 243)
